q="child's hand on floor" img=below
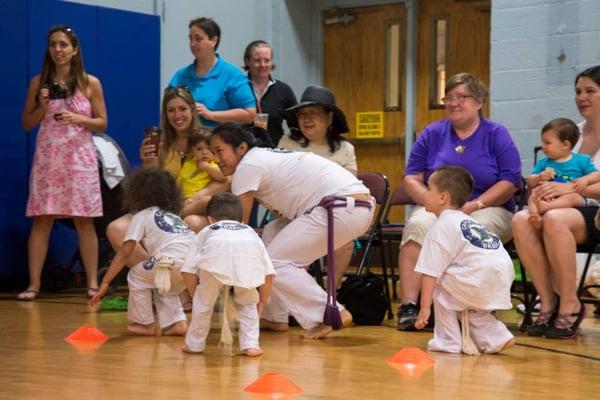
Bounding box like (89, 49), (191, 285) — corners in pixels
(89, 283), (110, 306)
(415, 307), (431, 330)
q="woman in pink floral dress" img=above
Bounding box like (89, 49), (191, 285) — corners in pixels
(18, 25), (108, 300)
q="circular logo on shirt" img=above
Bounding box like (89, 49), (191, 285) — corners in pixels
(154, 210), (191, 234)
(460, 219), (500, 250)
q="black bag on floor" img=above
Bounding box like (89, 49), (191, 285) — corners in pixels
(337, 272), (387, 325)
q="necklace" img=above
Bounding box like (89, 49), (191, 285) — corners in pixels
(455, 145), (466, 154)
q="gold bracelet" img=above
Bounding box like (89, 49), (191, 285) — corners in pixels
(476, 199), (486, 210)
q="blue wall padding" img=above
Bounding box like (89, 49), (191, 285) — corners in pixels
(0, 0), (159, 281)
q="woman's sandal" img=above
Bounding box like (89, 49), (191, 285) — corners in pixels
(545, 303), (586, 339)
(525, 294), (560, 337)
(526, 309), (558, 337)
(17, 289), (39, 301)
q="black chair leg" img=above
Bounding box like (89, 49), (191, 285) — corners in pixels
(377, 236), (393, 319)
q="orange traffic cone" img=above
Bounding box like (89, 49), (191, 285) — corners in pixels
(244, 373), (303, 396)
(387, 347), (436, 366)
(65, 326), (109, 352)
(65, 326), (109, 341)
(387, 347), (435, 378)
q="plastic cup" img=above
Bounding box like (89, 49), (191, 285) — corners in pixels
(254, 113), (269, 130)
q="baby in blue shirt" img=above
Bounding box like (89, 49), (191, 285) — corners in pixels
(527, 118), (600, 229)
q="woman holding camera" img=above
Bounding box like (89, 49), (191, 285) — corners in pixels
(18, 25), (108, 300)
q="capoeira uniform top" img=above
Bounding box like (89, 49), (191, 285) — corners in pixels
(125, 206), (196, 269)
(182, 220), (275, 288)
(415, 209), (514, 311)
(231, 147), (369, 219)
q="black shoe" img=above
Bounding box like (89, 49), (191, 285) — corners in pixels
(545, 304), (586, 339)
(397, 303), (419, 331)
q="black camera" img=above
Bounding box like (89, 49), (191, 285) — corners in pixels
(47, 83), (68, 100)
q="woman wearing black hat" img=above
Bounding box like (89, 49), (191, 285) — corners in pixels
(277, 86), (358, 291)
(278, 86), (357, 175)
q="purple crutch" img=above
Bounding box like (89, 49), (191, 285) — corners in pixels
(318, 195), (372, 329)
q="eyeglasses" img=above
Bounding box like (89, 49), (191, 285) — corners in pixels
(441, 94), (474, 104)
(297, 110), (327, 120)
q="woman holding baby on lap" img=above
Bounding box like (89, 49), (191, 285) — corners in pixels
(513, 65), (600, 339)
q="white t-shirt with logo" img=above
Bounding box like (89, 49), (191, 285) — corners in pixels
(231, 147), (368, 219)
(181, 220), (275, 289)
(125, 206), (196, 268)
(415, 209), (514, 310)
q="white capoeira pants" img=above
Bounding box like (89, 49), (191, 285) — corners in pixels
(429, 287), (514, 354)
(261, 198), (374, 330)
(126, 262), (186, 329)
(185, 270), (260, 352)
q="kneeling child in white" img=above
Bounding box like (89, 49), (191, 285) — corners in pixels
(414, 166), (515, 354)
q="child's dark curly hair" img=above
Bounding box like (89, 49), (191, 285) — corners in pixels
(122, 167), (183, 214)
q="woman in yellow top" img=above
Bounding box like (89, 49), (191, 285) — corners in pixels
(106, 87), (227, 267)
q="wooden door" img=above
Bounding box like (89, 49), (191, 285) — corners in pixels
(416, 0), (491, 132)
(324, 4), (407, 220)
(324, 1), (490, 222)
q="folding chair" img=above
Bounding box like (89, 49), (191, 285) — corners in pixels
(377, 185), (414, 299)
(355, 172), (393, 318)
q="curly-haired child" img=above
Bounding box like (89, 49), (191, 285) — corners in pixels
(91, 168), (196, 336)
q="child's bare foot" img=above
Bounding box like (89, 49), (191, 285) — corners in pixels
(303, 309), (353, 339)
(162, 320), (188, 336)
(127, 323), (156, 336)
(528, 213), (543, 230)
(260, 318), (289, 332)
(243, 348), (263, 357)
(537, 200), (551, 214)
(181, 345), (203, 354)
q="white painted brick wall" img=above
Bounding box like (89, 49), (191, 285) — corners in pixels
(491, 0), (600, 171)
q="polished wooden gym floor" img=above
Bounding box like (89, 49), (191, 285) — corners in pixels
(1, 291), (599, 399)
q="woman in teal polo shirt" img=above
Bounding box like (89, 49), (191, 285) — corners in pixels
(169, 17), (256, 127)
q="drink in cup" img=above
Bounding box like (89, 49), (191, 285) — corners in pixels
(144, 127), (161, 157)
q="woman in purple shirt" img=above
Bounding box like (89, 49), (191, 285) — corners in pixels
(397, 73), (522, 331)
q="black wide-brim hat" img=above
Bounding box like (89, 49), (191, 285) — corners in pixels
(280, 86), (349, 135)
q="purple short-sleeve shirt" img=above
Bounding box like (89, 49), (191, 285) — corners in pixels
(405, 118), (522, 211)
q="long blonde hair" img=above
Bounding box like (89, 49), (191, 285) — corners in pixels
(38, 25), (89, 98)
(159, 87), (202, 166)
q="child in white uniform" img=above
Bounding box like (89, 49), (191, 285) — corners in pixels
(414, 166), (515, 354)
(91, 168), (195, 336)
(210, 123), (375, 339)
(181, 193), (275, 356)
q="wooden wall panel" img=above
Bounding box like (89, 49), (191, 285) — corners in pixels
(324, 4), (407, 221)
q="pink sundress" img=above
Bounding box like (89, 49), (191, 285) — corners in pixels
(26, 89), (102, 218)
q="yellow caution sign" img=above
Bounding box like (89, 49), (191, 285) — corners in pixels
(356, 112), (384, 139)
